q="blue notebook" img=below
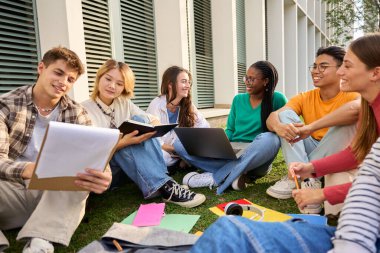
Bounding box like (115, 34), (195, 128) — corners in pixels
(288, 214), (328, 225)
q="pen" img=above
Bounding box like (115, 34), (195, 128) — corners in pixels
(113, 239), (123, 252)
(294, 175), (300, 190)
(290, 168), (300, 190)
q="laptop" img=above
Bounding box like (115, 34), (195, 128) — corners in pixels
(174, 128), (250, 160)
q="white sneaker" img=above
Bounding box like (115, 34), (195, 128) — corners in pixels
(231, 174), (247, 191)
(266, 176), (296, 199)
(23, 238), (54, 253)
(182, 172), (217, 189)
(299, 178), (322, 214)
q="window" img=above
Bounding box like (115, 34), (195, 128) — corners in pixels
(0, 0), (39, 93)
(82, 0), (112, 91)
(193, 0), (214, 108)
(120, 0), (158, 109)
(236, 0), (247, 93)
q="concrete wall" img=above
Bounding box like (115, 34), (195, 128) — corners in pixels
(211, 0), (238, 107)
(36, 0), (89, 102)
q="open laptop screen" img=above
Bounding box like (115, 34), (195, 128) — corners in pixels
(174, 128), (241, 160)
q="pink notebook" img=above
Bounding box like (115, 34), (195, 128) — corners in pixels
(132, 203), (165, 227)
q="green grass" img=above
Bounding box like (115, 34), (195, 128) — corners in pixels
(4, 151), (298, 252)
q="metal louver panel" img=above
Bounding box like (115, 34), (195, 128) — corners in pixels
(236, 0), (246, 93)
(0, 0), (39, 93)
(264, 0), (268, 60)
(82, 0), (112, 91)
(186, 0), (191, 72)
(193, 0), (214, 108)
(120, 0), (158, 109)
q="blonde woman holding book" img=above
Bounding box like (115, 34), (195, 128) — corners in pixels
(82, 59), (205, 208)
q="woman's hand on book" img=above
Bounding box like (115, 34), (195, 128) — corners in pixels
(150, 118), (161, 126)
(117, 130), (157, 149)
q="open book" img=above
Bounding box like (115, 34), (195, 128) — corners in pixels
(118, 119), (178, 138)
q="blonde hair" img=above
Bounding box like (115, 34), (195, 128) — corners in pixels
(91, 59), (135, 100)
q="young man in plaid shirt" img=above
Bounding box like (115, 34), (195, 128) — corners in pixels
(0, 47), (112, 253)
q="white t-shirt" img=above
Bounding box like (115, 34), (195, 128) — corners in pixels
(17, 106), (60, 162)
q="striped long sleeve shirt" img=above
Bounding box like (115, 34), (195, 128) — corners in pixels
(330, 137), (380, 253)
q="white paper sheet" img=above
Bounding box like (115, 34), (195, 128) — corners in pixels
(35, 121), (120, 178)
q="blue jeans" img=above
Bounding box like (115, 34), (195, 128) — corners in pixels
(109, 116), (171, 198)
(191, 216), (336, 253)
(174, 132), (280, 194)
(279, 110), (357, 214)
(279, 110), (356, 164)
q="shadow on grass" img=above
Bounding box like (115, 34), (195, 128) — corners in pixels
(3, 151), (299, 252)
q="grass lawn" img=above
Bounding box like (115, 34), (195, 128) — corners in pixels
(4, 151), (299, 252)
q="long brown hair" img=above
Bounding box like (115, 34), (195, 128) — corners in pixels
(91, 59), (135, 100)
(160, 66), (195, 127)
(350, 33), (380, 162)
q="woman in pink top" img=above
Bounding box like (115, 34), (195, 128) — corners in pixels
(290, 34), (380, 214)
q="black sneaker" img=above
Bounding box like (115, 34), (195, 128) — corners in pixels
(167, 160), (180, 176)
(160, 180), (206, 208)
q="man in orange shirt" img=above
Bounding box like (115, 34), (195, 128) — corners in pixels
(266, 46), (360, 214)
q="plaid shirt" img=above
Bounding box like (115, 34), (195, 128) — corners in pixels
(0, 85), (92, 183)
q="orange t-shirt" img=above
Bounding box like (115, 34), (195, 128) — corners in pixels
(286, 89), (359, 140)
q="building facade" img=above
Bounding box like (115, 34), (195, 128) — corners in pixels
(0, 0), (332, 114)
